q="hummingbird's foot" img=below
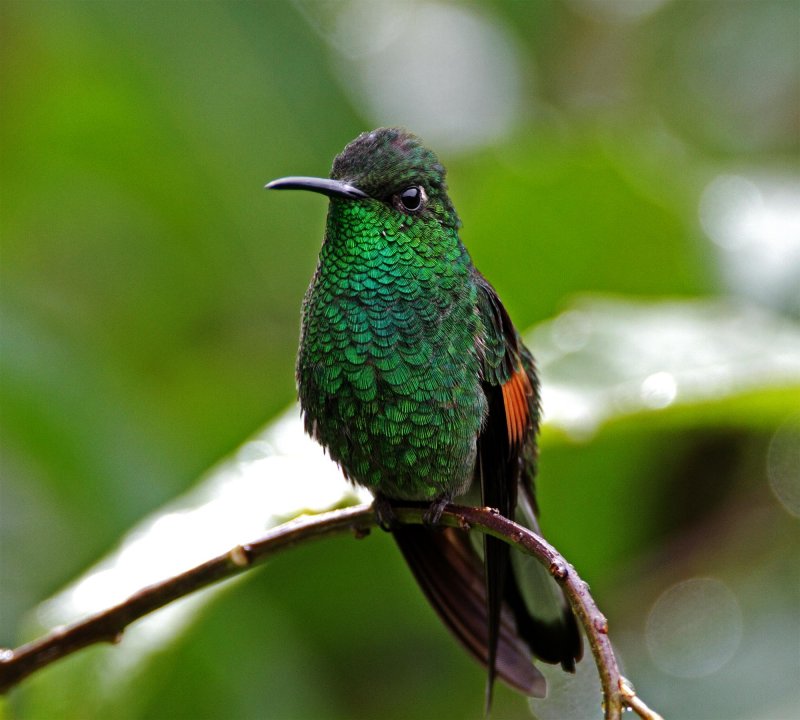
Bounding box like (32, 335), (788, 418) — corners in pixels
(422, 494), (451, 526)
(372, 494), (398, 532)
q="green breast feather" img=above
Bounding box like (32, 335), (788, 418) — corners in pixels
(297, 199), (486, 500)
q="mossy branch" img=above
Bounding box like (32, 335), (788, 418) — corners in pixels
(0, 502), (662, 720)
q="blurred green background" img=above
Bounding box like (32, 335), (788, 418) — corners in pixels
(1, 1), (799, 719)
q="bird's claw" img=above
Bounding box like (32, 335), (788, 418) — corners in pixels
(372, 495), (397, 531)
(422, 495), (451, 526)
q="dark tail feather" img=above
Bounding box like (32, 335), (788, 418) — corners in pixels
(483, 533), (508, 713)
(514, 486), (583, 670)
(504, 559), (582, 671)
(392, 524), (547, 698)
(479, 383), (518, 710)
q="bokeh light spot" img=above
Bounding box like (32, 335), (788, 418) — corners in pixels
(700, 173), (800, 314)
(640, 371), (677, 409)
(767, 414), (800, 518)
(646, 577), (742, 679)
(552, 309), (593, 353)
(328, 1), (523, 152)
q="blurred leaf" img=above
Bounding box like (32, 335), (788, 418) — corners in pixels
(535, 296), (800, 439)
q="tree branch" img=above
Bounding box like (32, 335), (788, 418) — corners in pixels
(0, 502), (662, 720)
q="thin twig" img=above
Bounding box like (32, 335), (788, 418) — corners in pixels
(0, 502), (661, 719)
(619, 676), (665, 720)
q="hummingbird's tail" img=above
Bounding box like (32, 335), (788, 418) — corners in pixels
(511, 482), (583, 671)
(392, 510), (582, 706)
(392, 524), (547, 698)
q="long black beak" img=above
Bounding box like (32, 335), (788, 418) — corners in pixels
(265, 176), (368, 200)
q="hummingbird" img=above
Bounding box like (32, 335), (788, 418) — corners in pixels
(267, 128), (581, 708)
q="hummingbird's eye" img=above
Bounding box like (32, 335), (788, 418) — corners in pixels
(396, 185), (426, 213)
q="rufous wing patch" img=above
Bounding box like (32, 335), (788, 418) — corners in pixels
(501, 363), (533, 448)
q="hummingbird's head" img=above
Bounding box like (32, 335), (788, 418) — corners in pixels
(267, 128), (461, 230)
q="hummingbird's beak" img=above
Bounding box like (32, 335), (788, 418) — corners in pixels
(265, 176), (368, 200)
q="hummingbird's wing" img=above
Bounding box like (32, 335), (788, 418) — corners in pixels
(474, 271), (582, 706)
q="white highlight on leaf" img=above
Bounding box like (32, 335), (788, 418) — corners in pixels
(534, 298), (800, 441)
(35, 408), (370, 681)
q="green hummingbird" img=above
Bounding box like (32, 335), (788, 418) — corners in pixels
(267, 128), (581, 707)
